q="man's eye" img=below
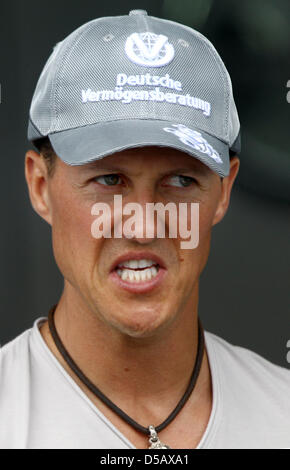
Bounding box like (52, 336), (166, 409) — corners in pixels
(94, 174), (122, 186)
(167, 175), (196, 187)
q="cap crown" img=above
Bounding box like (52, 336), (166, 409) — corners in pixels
(29, 11), (240, 150)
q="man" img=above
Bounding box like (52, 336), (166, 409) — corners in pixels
(0, 10), (289, 449)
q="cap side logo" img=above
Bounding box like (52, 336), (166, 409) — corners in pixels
(163, 124), (223, 163)
(125, 32), (174, 67)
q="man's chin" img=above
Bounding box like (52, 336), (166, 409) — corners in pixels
(101, 307), (173, 340)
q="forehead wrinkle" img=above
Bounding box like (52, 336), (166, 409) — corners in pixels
(79, 161), (144, 178)
(164, 168), (202, 177)
(80, 146), (184, 166)
(74, 147), (210, 178)
(78, 162), (207, 179)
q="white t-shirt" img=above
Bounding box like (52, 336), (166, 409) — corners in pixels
(0, 316), (290, 449)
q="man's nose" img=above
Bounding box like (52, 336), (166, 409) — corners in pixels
(121, 187), (161, 243)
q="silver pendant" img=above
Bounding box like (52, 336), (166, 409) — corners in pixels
(148, 425), (171, 449)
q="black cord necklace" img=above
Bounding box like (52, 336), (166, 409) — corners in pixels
(47, 304), (205, 449)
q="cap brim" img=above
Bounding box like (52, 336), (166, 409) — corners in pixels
(49, 119), (230, 177)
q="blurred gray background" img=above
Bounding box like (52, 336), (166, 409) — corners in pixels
(0, 0), (289, 366)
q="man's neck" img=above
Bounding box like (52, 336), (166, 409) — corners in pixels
(39, 284), (212, 434)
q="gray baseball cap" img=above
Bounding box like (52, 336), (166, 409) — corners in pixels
(28, 9), (241, 177)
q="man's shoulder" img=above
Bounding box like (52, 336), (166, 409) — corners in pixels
(0, 326), (36, 448)
(203, 331), (290, 448)
(205, 330), (290, 381)
(0, 327), (33, 384)
(1, 327), (32, 356)
(205, 330), (290, 404)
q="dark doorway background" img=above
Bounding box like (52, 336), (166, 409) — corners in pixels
(0, 0), (289, 367)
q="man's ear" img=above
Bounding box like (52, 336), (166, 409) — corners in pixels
(212, 156), (240, 226)
(25, 150), (52, 225)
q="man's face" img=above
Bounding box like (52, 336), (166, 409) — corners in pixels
(27, 146), (238, 338)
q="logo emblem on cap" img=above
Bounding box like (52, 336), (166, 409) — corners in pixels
(125, 32), (174, 67)
(163, 124), (223, 163)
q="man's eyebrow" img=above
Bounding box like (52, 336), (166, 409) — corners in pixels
(163, 167), (207, 175)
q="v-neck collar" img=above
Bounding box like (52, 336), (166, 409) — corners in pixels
(31, 316), (222, 449)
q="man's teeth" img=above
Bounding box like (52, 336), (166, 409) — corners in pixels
(116, 259), (159, 282)
(118, 259), (156, 269)
(117, 266), (158, 282)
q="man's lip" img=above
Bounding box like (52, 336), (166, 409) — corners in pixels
(109, 251), (167, 272)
